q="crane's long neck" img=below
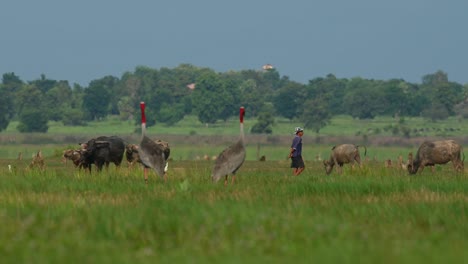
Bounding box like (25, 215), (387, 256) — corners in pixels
(239, 107), (245, 144)
(141, 123), (146, 141)
(240, 122), (244, 143)
(140, 102), (146, 141)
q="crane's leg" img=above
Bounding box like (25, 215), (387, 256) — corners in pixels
(224, 175), (228, 186)
(231, 174), (236, 185)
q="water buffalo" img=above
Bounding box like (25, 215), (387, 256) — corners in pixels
(323, 144), (367, 174)
(407, 140), (464, 174)
(125, 144), (140, 167)
(80, 136), (125, 172)
(62, 149), (86, 169)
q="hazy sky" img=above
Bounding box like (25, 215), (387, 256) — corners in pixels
(1, 0), (467, 86)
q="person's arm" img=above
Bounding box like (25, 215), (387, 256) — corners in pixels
(288, 147), (295, 158)
(289, 137), (298, 158)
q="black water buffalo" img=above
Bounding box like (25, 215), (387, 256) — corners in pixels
(80, 136), (125, 172)
(408, 140), (464, 174)
(323, 144), (367, 174)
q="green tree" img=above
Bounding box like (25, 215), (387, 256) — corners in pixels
(405, 84), (430, 117)
(0, 87), (13, 131)
(272, 82), (305, 120)
(192, 71), (235, 124)
(62, 108), (86, 126)
(17, 108), (49, 132)
(29, 74), (56, 93)
(82, 77), (113, 120)
(218, 76), (240, 121)
(251, 105), (275, 134)
(44, 81), (72, 121)
(420, 70), (463, 116)
(15, 85), (49, 132)
(237, 68), (285, 105)
(343, 78), (385, 119)
(422, 70), (448, 86)
(2, 72), (23, 89)
(299, 98), (331, 133)
(421, 101), (450, 121)
(117, 96), (135, 121)
(70, 84), (85, 109)
(2, 72), (23, 119)
(0, 73), (21, 131)
(435, 82), (463, 115)
(307, 74), (347, 115)
(158, 103), (186, 125)
(239, 79), (263, 117)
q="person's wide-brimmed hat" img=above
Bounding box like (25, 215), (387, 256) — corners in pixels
(294, 127), (304, 134)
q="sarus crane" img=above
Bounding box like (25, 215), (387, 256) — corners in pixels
(211, 107), (246, 185)
(138, 101), (169, 184)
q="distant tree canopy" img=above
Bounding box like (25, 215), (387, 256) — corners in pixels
(0, 73), (20, 131)
(1, 66), (467, 133)
(191, 71), (238, 124)
(251, 104), (275, 134)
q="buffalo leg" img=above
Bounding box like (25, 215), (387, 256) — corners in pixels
(338, 165), (343, 174)
(419, 165), (425, 174)
(144, 168), (148, 184)
(453, 161), (464, 172)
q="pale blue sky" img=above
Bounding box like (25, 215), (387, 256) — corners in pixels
(1, 0), (467, 86)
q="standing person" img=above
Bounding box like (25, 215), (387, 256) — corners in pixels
(289, 127), (305, 176)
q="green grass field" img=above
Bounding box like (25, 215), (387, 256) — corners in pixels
(1, 115), (467, 263)
(3, 114), (468, 137)
(0, 156), (467, 263)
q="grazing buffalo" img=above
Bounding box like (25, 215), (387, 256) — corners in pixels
(62, 149), (86, 169)
(80, 136), (125, 172)
(407, 140), (464, 174)
(323, 144), (367, 174)
(125, 144), (140, 167)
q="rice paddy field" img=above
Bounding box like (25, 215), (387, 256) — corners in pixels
(1, 115), (467, 263)
(0, 145), (467, 264)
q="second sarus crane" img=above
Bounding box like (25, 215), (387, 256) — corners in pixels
(138, 101), (170, 184)
(211, 107), (246, 185)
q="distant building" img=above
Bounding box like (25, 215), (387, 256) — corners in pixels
(262, 64), (274, 70)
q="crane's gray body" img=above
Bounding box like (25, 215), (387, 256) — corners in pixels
(211, 140), (246, 182)
(139, 135), (167, 179)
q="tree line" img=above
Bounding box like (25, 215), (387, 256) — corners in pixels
(1, 64), (467, 134)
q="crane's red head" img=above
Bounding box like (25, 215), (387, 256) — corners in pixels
(140, 101), (146, 124)
(240, 107), (245, 123)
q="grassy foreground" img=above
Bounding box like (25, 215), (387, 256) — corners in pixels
(0, 157), (467, 263)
